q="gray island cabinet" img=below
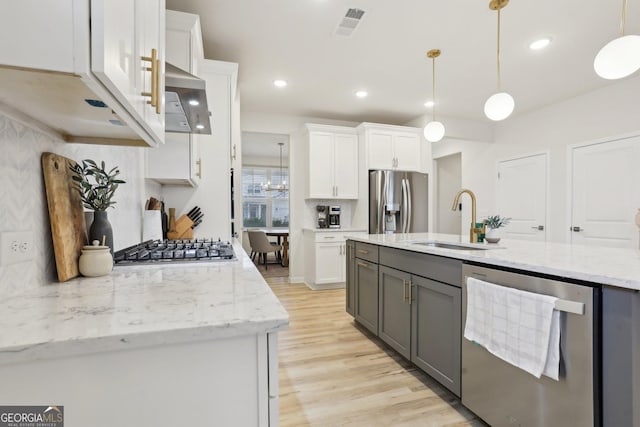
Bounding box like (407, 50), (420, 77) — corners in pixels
(348, 241), (462, 397)
(345, 233), (640, 427)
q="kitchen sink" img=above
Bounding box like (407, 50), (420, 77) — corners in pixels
(407, 241), (494, 251)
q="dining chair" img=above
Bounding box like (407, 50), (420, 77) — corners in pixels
(247, 230), (282, 269)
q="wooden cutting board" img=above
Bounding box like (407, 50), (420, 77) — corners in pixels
(42, 152), (88, 282)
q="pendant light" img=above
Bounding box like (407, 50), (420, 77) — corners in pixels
(264, 142), (288, 192)
(484, 0), (515, 121)
(594, 0), (640, 79)
(424, 49), (445, 143)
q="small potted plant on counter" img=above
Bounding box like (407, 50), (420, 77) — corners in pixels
(69, 159), (126, 255)
(484, 214), (511, 244)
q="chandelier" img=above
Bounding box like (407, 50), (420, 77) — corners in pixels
(264, 142), (288, 192)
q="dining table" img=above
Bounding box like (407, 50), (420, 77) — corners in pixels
(259, 228), (289, 267)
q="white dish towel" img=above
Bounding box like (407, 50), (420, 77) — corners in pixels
(464, 277), (560, 380)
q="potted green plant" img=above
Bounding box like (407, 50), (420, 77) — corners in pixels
(483, 214), (511, 243)
(69, 159), (126, 254)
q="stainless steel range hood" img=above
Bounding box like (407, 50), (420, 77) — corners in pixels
(165, 62), (212, 134)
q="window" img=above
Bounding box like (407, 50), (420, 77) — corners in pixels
(242, 166), (289, 228)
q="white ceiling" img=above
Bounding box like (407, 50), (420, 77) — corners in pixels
(166, 0), (639, 125)
(242, 132), (289, 161)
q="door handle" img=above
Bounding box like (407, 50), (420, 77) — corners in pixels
(531, 225), (544, 231)
(571, 226), (583, 232)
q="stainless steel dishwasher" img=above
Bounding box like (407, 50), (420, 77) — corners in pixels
(461, 264), (600, 427)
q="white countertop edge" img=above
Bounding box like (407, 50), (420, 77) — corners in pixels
(302, 228), (368, 233)
(0, 318), (289, 366)
(346, 234), (640, 291)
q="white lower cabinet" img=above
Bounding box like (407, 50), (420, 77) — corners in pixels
(0, 332), (280, 427)
(304, 230), (367, 289)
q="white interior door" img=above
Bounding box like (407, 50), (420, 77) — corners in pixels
(497, 153), (547, 241)
(571, 137), (640, 248)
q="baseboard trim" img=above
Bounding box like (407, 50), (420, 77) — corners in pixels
(304, 281), (346, 291)
(289, 276), (304, 284)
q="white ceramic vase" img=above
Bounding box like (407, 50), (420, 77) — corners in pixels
(485, 227), (501, 244)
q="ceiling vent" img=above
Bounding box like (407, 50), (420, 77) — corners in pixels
(335, 8), (365, 37)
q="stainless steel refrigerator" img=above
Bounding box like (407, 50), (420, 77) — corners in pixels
(369, 170), (429, 234)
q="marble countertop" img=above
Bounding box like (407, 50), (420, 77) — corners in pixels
(0, 241), (289, 365)
(348, 233), (640, 291)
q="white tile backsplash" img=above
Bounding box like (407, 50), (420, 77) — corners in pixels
(0, 113), (147, 296)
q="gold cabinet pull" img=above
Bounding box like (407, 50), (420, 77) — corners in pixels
(356, 261), (369, 268)
(141, 48), (159, 112)
(357, 249), (369, 254)
(154, 57), (161, 114)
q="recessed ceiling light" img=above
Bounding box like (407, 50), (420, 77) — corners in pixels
(188, 99), (200, 106)
(424, 100), (435, 108)
(273, 79), (288, 88)
(529, 37), (552, 50)
(355, 90), (368, 98)
(196, 124), (205, 130)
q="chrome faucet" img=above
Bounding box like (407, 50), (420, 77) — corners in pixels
(451, 189), (485, 243)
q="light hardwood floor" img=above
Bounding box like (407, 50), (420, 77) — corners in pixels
(266, 277), (485, 427)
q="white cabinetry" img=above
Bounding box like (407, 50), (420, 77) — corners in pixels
(306, 124), (358, 199)
(147, 10), (203, 186)
(304, 230), (367, 289)
(0, 0), (165, 147)
(0, 332), (279, 427)
(359, 123), (422, 172)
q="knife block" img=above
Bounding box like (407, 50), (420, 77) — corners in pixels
(167, 214), (194, 240)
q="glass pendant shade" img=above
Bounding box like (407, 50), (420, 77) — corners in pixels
(424, 121), (445, 142)
(594, 35), (640, 79)
(484, 92), (515, 121)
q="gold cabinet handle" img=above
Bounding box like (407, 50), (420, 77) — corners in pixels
(196, 158), (202, 178)
(232, 144), (237, 160)
(356, 261), (369, 268)
(357, 249), (369, 254)
(141, 48), (159, 112)
(154, 57), (161, 114)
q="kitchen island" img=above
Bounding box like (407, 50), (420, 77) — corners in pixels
(346, 232), (640, 427)
(0, 241), (289, 427)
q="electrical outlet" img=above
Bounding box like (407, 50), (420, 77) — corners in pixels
(0, 231), (35, 266)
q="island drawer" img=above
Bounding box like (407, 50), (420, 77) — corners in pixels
(379, 247), (462, 287)
(354, 242), (379, 263)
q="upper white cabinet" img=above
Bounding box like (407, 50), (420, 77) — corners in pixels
(147, 10), (203, 186)
(359, 123), (422, 172)
(305, 124), (358, 199)
(147, 133), (201, 185)
(0, 0), (165, 147)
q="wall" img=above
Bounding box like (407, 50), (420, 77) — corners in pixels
(240, 112), (359, 282)
(0, 112), (148, 297)
(407, 75), (640, 243)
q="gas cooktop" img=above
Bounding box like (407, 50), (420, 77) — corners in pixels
(114, 239), (236, 265)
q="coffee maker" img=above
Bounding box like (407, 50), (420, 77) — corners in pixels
(328, 206), (341, 229)
(316, 205), (329, 228)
